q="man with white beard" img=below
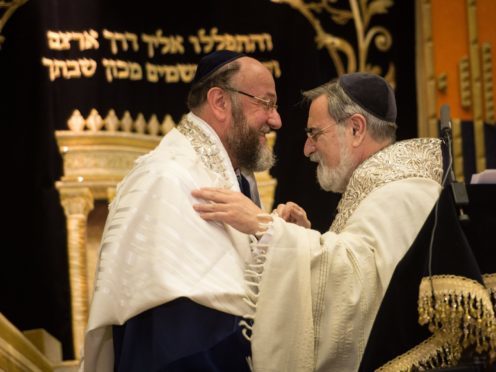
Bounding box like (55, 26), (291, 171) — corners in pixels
(192, 72), (444, 371)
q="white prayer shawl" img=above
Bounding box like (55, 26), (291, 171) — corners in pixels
(81, 113), (256, 372)
(251, 138), (443, 372)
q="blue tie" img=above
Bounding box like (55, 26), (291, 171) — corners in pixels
(237, 174), (251, 200)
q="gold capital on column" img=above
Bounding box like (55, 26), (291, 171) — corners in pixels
(57, 186), (94, 360)
(59, 188), (94, 217)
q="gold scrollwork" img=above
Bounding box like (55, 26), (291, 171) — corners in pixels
(0, 0), (28, 48)
(272, 0), (394, 78)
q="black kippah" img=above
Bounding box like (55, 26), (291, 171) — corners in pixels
(338, 72), (397, 122)
(192, 50), (246, 85)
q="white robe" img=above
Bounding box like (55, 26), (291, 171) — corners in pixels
(250, 138), (444, 372)
(81, 113), (256, 372)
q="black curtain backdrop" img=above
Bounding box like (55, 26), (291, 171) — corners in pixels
(0, 0), (416, 359)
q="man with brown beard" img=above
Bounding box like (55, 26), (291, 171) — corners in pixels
(81, 50), (281, 372)
(192, 73), (444, 371)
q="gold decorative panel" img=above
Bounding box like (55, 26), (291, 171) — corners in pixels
(418, 0), (496, 179)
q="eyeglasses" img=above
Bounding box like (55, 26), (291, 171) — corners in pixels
(225, 87), (278, 112)
(305, 124), (334, 142)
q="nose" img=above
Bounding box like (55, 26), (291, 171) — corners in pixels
(267, 109), (282, 130)
(304, 137), (315, 157)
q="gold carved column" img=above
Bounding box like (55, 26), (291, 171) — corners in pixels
(56, 186), (94, 359)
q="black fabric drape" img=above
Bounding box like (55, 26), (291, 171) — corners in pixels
(359, 184), (496, 371)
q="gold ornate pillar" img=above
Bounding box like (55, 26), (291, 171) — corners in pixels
(56, 186), (94, 359)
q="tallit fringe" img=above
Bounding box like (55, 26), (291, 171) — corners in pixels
(377, 333), (463, 371)
(483, 273), (496, 363)
(418, 275), (496, 354)
(239, 213), (273, 342)
(378, 275), (496, 371)
(483, 273), (496, 313)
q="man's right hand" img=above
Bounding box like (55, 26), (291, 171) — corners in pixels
(274, 202), (311, 229)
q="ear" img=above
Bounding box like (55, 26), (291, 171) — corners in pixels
(349, 113), (366, 147)
(206, 87), (230, 121)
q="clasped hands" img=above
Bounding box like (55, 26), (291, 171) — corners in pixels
(192, 188), (311, 235)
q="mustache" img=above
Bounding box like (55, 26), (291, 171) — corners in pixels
(259, 125), (271, 135)
(310, 153), (321, 163)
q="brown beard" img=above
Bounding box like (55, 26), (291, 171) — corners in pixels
(226, 100), (275, 172)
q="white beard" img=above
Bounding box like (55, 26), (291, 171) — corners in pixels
(311, 141), (354, 193)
